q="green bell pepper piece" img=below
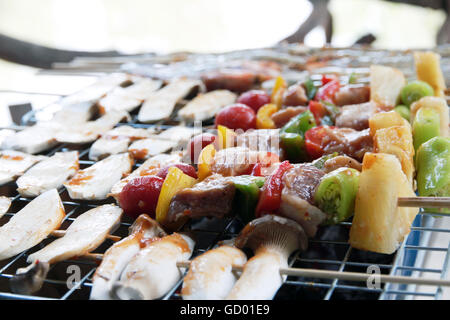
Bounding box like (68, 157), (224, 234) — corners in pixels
(304, 79), (318, 101)
(413, 106), (441, 152)
(281, 110), (316, 135)
(400, 80), (434, 107)
(311, 152), (339, 170)
(314, 167), (360, 224)
(280, 110), (316, 162)
(280, 132), (308, 162)
(394, 105), (411, 122)
(230, 175), (265, 223)
(416, 136), (450, 214)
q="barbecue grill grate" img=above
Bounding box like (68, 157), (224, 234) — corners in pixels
(0, 45), (449, 300)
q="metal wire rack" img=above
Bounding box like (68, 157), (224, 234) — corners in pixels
(0, 45), (449, 300)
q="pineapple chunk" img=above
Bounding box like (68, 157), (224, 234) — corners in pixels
(410, 96), (449, 137)
(414, 51), (446, 98)
(369, 110), (411, 137)
(349, 153), (419, 254)
(370, 65), (406, 109)
(373, 125), (414, 186)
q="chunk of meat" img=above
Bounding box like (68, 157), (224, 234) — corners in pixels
(279, 164), (327, 237)
(201, 61), (281, 93)
(321, 127), (373, 162)
(334, 85), (370, 107)
(210, 147), (276, 176)
(335, 102), (377, 130)
(323, 155), (362, 173)
(235, 129), (282, 156)
(202, 70), (256, 93)
(166, 174), (236, 223)
(271, 106), (307, 128)
(282, 84), (308, 106)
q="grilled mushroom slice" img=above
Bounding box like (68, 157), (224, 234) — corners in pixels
(27, 204), (122, 264)
(181, 245), (247, 300)
(0, 189), (65, 261)
(0, 151), (47, 186)
(0, 196), (11, 218)
(64, 153), (133, 200)
(90, 214), (166, 300)
(11, 204), (122, 295)
(226, 215), (307, 300)
(112, 232), (195, 300)
(16, 151), (79, 197)
(1, 125), (58, 154)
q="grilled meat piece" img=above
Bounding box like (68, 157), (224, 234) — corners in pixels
(201, 61), (281, 92)
(334, 85), (370, 107)
(323, 155), (362, 173)
(210, 147), (275, 176)
(202, 70), (256, 93)
(236, 129), (282, 156)
(279, 164), (327, 237)
(282, 84), (308, 106)
(271, 106), (307, 128)
(167, 174), (235, 223)
(321, 127), (373, 162)
(335, 102), (377, 130)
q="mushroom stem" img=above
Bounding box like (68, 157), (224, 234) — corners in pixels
(90, 214), (166, 300)
(225, 215), (307, 300)
(10, 260), (49, 295)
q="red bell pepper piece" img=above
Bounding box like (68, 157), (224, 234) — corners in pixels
(250, 163), (262, 176)
(304, 126), (337, 159)
(321, 74), (338, 85)
(315, 78), (340, 104)
(308, 100), (327, 124)
(255, 160), (293, 217)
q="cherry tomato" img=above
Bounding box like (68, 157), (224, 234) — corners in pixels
(188, 133), (217, 163)
(119, 176), (164, 219)
(237, 90), (271, 113)
(157, 163), (197, 180)
(304, 126), (337, 159)
(215, 104), (256, 131)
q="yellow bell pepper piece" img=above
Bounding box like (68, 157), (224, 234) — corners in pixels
(271, 76), (287, 109)
(256, 103), (277, 129)
(217, 125), (235, 149)
(197, 144), (216, 180)
(156, 167), (196, 224)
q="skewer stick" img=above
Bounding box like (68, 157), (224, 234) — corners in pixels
(398, 197), (450, 208)
(50, 230), (121, 242)
(77, 253), (450, 287)
(176, 261), (450, 287)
